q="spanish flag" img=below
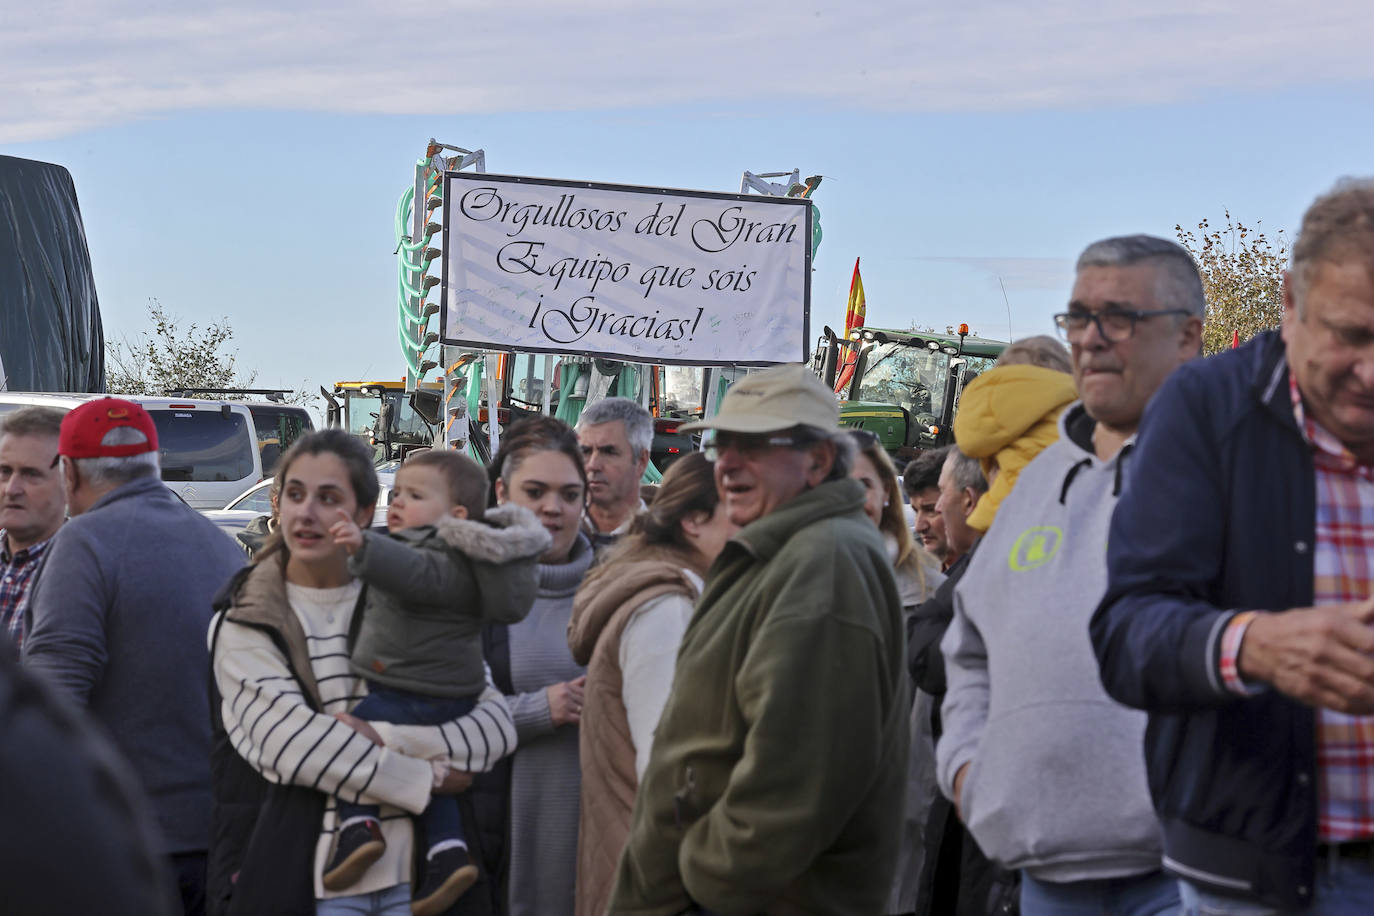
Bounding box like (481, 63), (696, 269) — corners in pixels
(844, 257), (866, 337)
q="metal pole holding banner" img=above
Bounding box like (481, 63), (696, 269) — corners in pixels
(427, 140), (486, 450)
(740, 169), (800, 196)
(703, 368), (720, 418)
(484, 353), (501, 458)
(406, 161), (428, 394)
(542, 355), (553, 415)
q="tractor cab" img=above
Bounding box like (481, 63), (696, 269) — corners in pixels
(322, 380), (440, 464)
(817, 326), (1006, 461)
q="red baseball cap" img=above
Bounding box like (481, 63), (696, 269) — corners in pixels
(59, 398), (159, 459)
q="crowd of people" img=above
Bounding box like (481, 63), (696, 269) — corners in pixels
(2, 177), (1374, 916)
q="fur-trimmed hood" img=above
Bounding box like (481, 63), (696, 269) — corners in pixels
(429, 502), (551, 564)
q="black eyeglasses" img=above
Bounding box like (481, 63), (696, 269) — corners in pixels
(1053, 306), (1192, 343)
(702, 430), (813, 463)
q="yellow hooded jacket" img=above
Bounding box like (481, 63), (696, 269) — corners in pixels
(953, 364), (1078, 532)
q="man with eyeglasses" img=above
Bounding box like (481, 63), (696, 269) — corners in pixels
(1094, 182), (1374, 914)
(936, 235), (1202, 916)
(609, 364), (908, 916)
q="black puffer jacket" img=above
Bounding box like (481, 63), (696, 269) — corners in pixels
(206, 565), (334, 916)
(904, 544), (1018, 916)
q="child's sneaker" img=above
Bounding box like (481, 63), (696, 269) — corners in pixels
(322, 819), (386, 891)
(410, 846), (479, 916)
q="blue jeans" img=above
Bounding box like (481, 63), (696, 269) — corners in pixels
(1021, 870), (1180, 916)
(316, 883), (410, 915)
(336, 685), (476, 849)
(1179, 855), (1374, 914)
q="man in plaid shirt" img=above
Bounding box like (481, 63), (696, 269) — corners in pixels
(1093, 178), (1374, 914)
(0, 408), (66, 649)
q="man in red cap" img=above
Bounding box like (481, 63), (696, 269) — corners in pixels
(24, 397), (246, 916)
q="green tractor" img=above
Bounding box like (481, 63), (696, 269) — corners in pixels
(815, 325), (1007, 463)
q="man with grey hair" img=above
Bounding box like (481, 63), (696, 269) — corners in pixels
(0, 407), (66, 648)
(25, 398), (246, 916)
(610, 363), (908, 914)
(1094, 181), (1374, 911)
(576, 396), (652, 552)
(934, 448), (988, 567)
(937, 235), (1202, 915)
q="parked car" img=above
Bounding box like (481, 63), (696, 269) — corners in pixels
(241, 402), (313, 476)
(201, 466), (396, 539)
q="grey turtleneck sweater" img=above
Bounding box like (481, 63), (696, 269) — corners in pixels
(506, 534), (594, 916)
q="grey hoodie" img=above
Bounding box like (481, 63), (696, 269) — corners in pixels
(935, 403), (1161, 882)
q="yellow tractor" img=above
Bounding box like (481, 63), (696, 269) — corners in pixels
(321, 379), (443, 464)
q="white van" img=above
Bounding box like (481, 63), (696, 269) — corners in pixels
(0, 393), (263, 509)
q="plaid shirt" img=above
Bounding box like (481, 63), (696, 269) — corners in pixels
(1220, 375), (1374, 842)
(0, 530), (53, 650)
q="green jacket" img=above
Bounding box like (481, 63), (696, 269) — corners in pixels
(609, 477), (909, 916)
(348, 503), (550, 698)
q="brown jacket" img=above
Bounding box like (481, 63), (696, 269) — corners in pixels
(568, 550), (698, 916)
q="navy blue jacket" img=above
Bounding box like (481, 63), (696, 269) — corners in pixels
(1090, 330), (1320, 909)
(25, 474), (248, 855)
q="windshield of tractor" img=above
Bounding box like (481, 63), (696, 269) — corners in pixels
(387, 392), (432, 446)
(662, 366), (704, 415)
(857, 344), (951, 421)
(345, 391), (430, 446)
(346, 393), (383, 438)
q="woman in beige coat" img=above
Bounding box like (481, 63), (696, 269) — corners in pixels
(566, 453), (735, 916)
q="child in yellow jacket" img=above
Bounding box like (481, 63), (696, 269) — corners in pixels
(953, 363), (1078, 532)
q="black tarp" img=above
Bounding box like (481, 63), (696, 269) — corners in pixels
(0, 155), (104, 392)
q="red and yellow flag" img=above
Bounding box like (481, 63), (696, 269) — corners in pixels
(834, 258), (866, 394)
(844, 257), (866, 336)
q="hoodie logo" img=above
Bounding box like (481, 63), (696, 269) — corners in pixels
(1008, 526), (1063, 572)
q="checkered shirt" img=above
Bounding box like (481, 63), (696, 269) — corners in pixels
(0, 530), (53, 650)
(1219, 375), (1374, 842)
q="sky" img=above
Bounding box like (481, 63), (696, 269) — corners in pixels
(4, 0), (1374, 397)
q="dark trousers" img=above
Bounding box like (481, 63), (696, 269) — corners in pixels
(171, 851), (206, 916)
(336, 684), (477, 851)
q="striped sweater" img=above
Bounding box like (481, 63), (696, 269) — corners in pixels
(211, 575), (517, 900)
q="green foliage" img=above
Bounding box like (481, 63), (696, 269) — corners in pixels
(105, 299), (257, 396)
(1176, 214), (1288, 356)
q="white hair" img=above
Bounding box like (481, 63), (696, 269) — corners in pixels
(577, 397), (653, 457)
(72, 426), (160, 487)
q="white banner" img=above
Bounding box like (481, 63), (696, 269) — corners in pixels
(440, 174), (811, 366)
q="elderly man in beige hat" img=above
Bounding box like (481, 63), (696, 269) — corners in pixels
(607, 364), (909, 916)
